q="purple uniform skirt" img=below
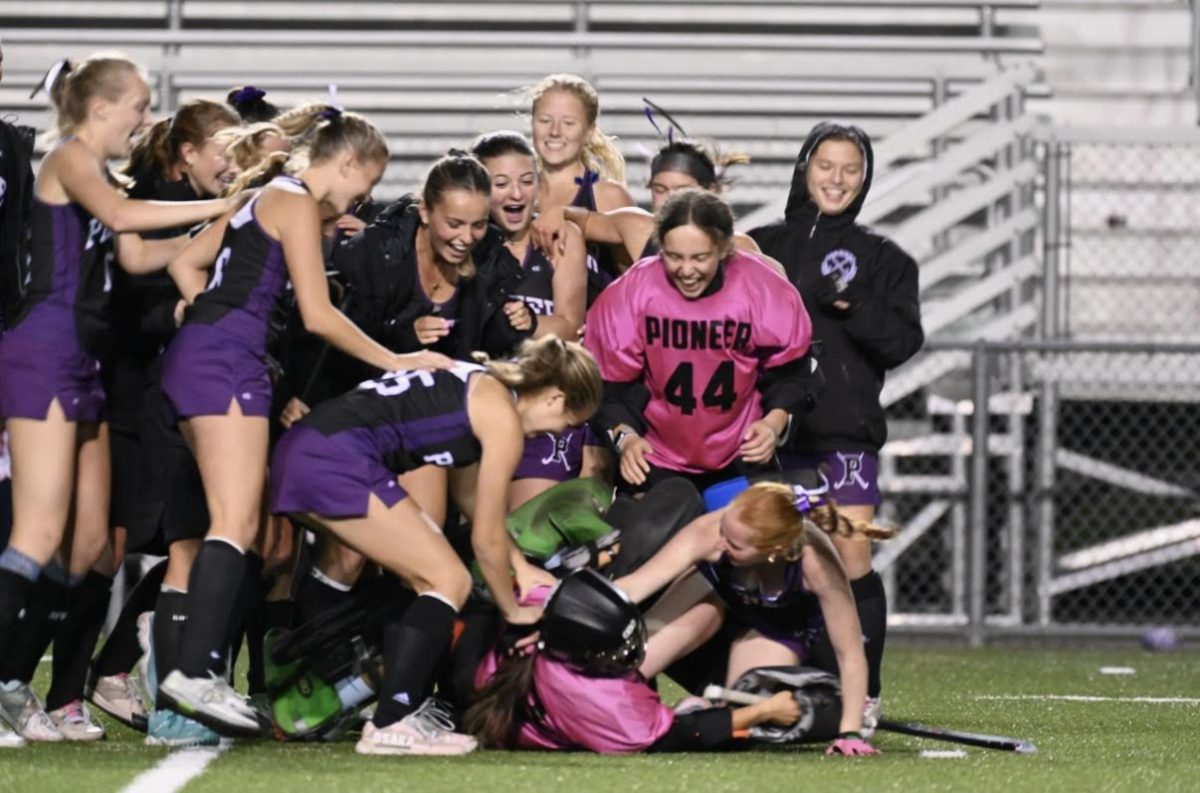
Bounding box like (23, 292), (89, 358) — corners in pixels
(780, 450), (881, 507)
(161, 323), (273, 420)
(0, 305), (105, 422)
(270, 426), (408, 519)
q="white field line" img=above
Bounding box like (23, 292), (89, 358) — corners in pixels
(976, 694), (1200, 705)
(120, 745), (229, 793)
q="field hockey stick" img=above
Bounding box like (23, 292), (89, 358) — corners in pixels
(702, 684), (1037, 754)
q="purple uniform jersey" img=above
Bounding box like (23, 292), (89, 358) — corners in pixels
(697, 554), (824, 659)
(270, 363), (484, 518)
(160, 175), (305, 419)
(0, 193), (113, 421)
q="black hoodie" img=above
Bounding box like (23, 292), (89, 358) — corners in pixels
(749, 122), (924, 454)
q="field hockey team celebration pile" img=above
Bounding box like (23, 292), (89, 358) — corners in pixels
(0, 45), (929, 756)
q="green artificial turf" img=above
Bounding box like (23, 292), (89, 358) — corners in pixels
(2, 646), (1197, 793)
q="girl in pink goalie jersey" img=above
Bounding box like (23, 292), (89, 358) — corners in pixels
(584, 190), (813, 493)
(468, 570), (803, 754)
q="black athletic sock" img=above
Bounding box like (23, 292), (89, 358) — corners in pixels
(294, 568), (353, 627)
(6, 575), (69, 683)
(225, 553), (263, 690)
(179, 539), (246, 678)
(46, 572), (113, 710)
(0, 569), (34, 678)
(852, 570), (888, 699)
(152, 589), (189, 690)
(92, 559), (168, 678)
(373, 594), (458, 728)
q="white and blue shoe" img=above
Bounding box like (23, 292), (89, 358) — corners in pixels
(158, 670), (263, 738)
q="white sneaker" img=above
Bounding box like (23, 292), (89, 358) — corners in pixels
(862, 696), (882, 739)
(157, 670), (262, 737)
(48, 700), (106, 742)
(0, 682), (64, 742)
(87, 673), (147, 732)
(355, 699), (477, 756)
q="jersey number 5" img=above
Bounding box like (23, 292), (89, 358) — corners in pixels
(664, 360), (736, 415)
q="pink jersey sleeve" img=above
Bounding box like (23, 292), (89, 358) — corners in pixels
(742, 252), (812, 367)
(584, 264), (648, 384)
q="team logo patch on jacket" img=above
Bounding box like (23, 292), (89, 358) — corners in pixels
(820, 248), (858, 284)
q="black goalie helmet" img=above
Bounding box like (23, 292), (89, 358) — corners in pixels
(539, 569), (646, 677)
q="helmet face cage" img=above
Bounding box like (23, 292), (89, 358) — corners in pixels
(569, 612), (647, 677)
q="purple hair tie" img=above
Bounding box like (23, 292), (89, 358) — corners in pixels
(317, 106), (343, 122)
(231, 86), (266, 105)
(793, 491), (812, 514)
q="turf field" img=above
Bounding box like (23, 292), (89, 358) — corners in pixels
(2, 646), (1197, 793)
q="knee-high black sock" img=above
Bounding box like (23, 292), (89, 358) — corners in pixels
(225, 553), (263, 690)
(92, 559), (168, 678)
(294, 568), (353, 627)
(46, 572), (113, 710)
(7, 574), (69, 683)
(179, 539), (246, 678)
(0, 564), (44, 682)
(152, 589), (189, 694)
(852, 571), (888, 698)
(373, 593), (458, 728)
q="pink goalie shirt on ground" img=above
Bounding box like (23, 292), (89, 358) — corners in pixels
(475, 649), (675, 753)
(585, 249), (811, 473)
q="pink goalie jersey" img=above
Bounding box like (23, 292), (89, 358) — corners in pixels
(475, 650), (675, 753)
(585, 249), (811, 473)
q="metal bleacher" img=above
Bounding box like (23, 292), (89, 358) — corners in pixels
(0, 0), (1043, 205)
(0, 1), (1058, 631)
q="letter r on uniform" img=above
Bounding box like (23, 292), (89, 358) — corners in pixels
(835, 452), (869, 490)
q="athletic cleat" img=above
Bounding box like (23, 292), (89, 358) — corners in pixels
(48, 700), (106, 742)
(0, 682), (64, 742)
(157, 670), (263, 737)
(144, 708), (221, 748)
(0, 720), (25, 748)
(862, 696), (882, 739)
(87, 673), (148, 732)
(354, 699), (477, 756)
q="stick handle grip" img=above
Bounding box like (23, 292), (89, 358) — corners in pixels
(702, 684), (768, 706)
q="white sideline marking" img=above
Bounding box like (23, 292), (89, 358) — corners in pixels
(977, 694), (1200, 705)
(120, 745), (228, 793)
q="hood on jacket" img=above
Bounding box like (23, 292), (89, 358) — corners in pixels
(783, 122), (875, 224)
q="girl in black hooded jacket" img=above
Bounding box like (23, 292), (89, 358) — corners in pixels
(748, 122), (924, 726)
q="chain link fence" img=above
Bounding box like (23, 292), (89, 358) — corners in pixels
(879, 341), (1200, 639)
(1045, 133), (1200, 343)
